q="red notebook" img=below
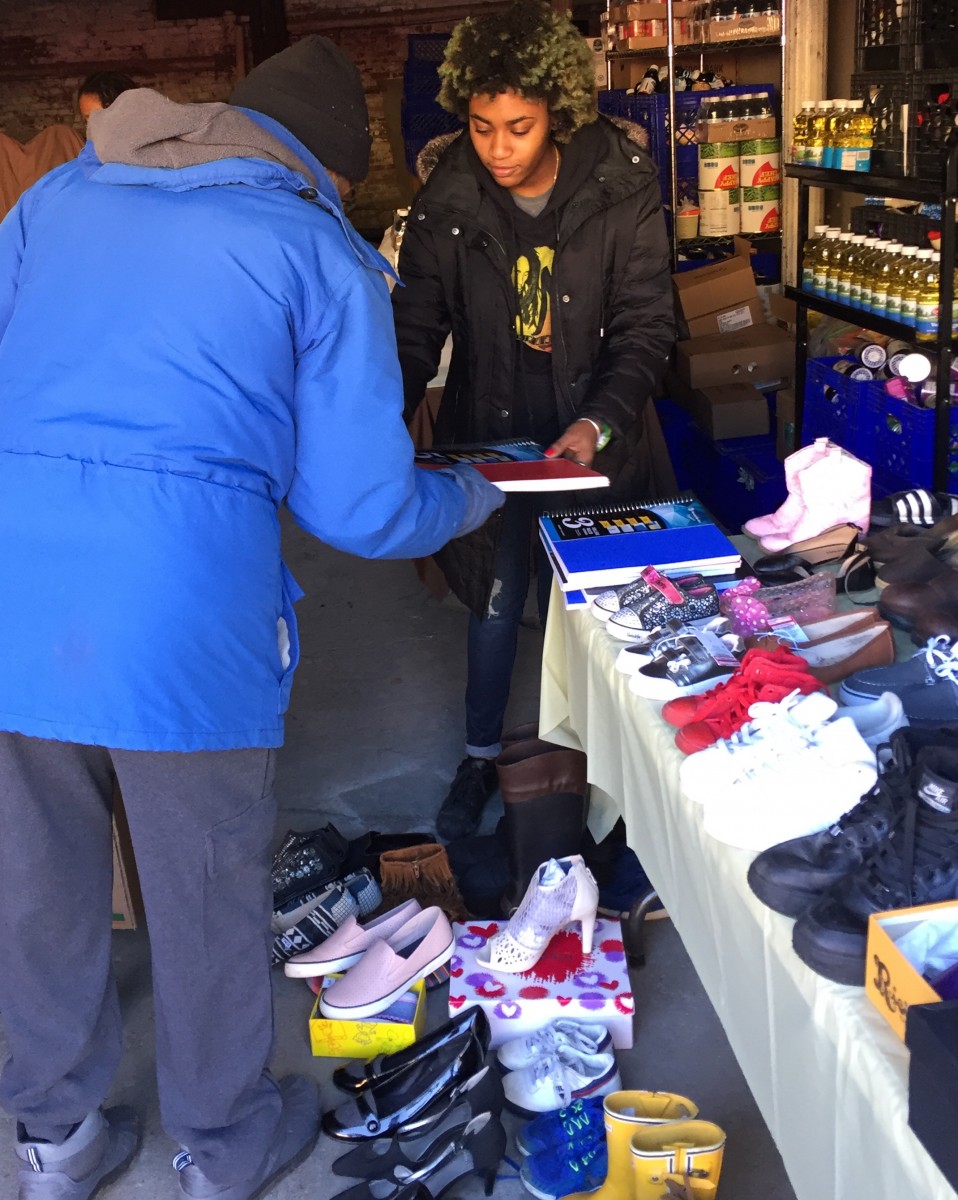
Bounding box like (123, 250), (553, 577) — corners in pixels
(415, 440), (610, 493)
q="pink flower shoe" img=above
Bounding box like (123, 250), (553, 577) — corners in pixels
(319, 906), (455, 1020)
(284, 898), (421, 979)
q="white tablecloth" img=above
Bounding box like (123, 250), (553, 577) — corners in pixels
(538, 586), (956, 1200)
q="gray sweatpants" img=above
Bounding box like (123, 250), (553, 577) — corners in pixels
(0, 731), (284, 1186)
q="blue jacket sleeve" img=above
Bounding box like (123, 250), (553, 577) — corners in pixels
(0, 199), (27, 344)
(286, 262), (471, 559)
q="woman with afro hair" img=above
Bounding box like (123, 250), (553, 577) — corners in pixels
(394, 1), (676, 846)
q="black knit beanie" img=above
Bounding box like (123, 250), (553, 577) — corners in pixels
(230, 36), (372, 184)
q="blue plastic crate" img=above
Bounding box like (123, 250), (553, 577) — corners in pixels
(681, 425), (786, 532)
(654, 398), (697, 493)
(406, 33), (450, 63)
(802, 357), (883, 459)
(858, 392), (958, 495)
(401, 99), (462, 173)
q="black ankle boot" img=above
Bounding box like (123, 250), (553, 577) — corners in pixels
(436, 757), (498, 841)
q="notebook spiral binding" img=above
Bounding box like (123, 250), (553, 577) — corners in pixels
(543, 492), (696, 520)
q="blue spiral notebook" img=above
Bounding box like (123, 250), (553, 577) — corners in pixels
(539, 495), (740, 590)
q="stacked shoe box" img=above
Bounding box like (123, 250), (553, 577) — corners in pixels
(449, 917), (634, 1050)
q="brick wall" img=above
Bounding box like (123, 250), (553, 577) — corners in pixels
(0, 0), (498, 234)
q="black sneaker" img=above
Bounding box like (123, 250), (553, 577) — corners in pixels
(747, 726), (924, 917)
(436, 757), (499, 841)
(792, 743), (958, 986)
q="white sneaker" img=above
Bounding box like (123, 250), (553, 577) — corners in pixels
(502, 1046), (621, 1117)
(701, 716), (878, 852)
(836, 691), (908, 754)
(591, 576), (648, 622)
(496, 1021), (612, 1072)
(679, 689), (838, 804)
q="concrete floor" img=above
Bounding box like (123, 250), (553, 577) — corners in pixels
(0, 513), (796, 1199)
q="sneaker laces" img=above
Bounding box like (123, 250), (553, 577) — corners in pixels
(857, 786), (958, 908)
(924, 635), (958, 684)
(531, 1050), (575, 1107)
(710, 688), (817, 757)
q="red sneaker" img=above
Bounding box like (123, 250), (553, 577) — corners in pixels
(674, 663), (826, 755)
(662, 646), (797, 728)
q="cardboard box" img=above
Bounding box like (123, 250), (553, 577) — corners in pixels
(675, 325), (794, 390)
(863, 901), (958, 1042)
(672, 254), (758, 323)
(309, 977), (427, 1058)
(611, 1), (696, 17)
(111, 783), (142, 931)
(685, 295), (765, 338)
(668, 373), (769, 439)
(708, 11), (781, 41)
(615, 35), (668, 51)
(775, 386), (796, 460)
(696, 115), (778, 144)
(767, 290), (798, 333)
(906, 1000), (958, 1193)
(449, 918), (634, 1049)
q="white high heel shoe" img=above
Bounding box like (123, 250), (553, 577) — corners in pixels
(477, 855), (599, 974)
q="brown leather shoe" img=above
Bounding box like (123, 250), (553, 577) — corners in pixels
(876, 530), (958, 588)
(879, 568), (958, 631)
(911, 605), (958, 645)
(867, 514), (958, 564)
(792, 621), (896, 685)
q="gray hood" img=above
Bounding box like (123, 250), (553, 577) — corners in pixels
(87, 87), (314, 182)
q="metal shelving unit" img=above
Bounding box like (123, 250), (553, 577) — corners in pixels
(604, 0), (787, 269)
(785, 146), (958, 489)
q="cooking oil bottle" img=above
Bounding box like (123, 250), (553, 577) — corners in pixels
(802, 224), (830, 291)
(886, 245), (918, 321)
(850, 236), (879, 308)
(822, 100), (848, 169)
(915, 250), (942, 343)
(812, 228), (841, 296)
(790, 100), (815, 163)
(840, 234), (868, 306)
(845, 99), (875, 171)
(864, 238), (897, 312)
(806, 100), (832, 168)
(826, 231), (855, 301)
(901, 247), (934, 329)
(870, 240), (903, 317)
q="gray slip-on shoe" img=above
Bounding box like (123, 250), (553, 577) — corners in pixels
(17, 1107), (139, 1200)
(174, 1076), (320, 1199)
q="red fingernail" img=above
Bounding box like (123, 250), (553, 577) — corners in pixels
(544, 448), (556, 458)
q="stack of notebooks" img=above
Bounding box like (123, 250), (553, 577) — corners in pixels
(415, 439), (610, 493)
(538, 494), (743, 609)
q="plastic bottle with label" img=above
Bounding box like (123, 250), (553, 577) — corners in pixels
(806, 100), (832, 168)
(839, 234), (868, 307)
(790, 100), (815, 163)
(915, 251), (942, 344)
(812, 228), (841, 297)
(859, 239), (890, 313)
(901, 250), (931, 331)
(845, 99), (875, 172)
(886, 245), (919, 321)
(849, 236), (879, 309)
(822, 101), (847, 169)
(826, 231), (855, 302)
(870, 240), (903, 317)
(802, 224), (831, 291)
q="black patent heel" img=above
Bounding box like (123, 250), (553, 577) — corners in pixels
(397, 1064), (504, 1140)
(332, 1117), (469, 1180)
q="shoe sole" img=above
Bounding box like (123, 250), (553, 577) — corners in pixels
(504, 1072), (621, 1121)
(792, 920), (866, 987)
(319, 938), (455, 1020)
(746, 861), (824, 919)
(284, 950), (362, 979)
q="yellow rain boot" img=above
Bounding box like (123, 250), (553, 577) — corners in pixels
(565, 1090), (699, 1200)
(631, 1120), (726, 1200)
(663, 1172), (718, 1199)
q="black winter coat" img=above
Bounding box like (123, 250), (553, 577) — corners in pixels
(393, 116), (677, 616)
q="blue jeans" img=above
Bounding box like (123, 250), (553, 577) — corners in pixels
(465, 495), (555, 757)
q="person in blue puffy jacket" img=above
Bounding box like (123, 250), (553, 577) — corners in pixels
(0, 37), (502, 1200)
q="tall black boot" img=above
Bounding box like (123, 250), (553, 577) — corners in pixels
(496, 738), (588, 916)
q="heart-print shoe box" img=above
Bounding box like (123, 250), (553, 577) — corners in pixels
(448, 918), (634, 1049)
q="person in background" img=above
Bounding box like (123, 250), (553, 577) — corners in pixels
(76, 71), (137, 123)
(393, 1), (676, 841)
(0, 36), (501, 1200)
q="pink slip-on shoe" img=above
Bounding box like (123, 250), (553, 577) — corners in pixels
(284, 897), (421, 979)
(319, 906), (455, 1020)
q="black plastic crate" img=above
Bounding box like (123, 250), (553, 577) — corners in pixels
(915, 0), (958, 69)
(857, 0), (907, 72)
(910, 69), (958, 181)
(850, 204), (892, 237)
(406, 33), (450, 64)
(401, 99), (461, 174)
(852, 71), (911, 175)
